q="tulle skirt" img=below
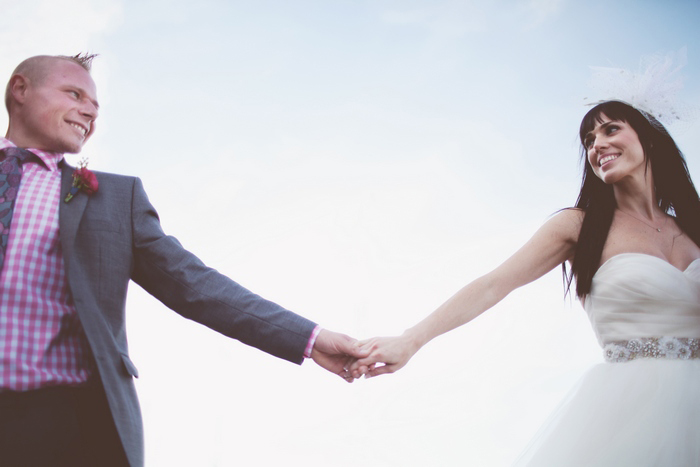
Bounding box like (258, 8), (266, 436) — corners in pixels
(513, 359), (700, 466)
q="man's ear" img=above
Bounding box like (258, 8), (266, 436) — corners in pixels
(7, 74), (29, 105)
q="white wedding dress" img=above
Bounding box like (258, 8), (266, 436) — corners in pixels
(514, 253), (700, 466)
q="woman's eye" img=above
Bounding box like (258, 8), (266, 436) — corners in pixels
(606, 125), (619, 134)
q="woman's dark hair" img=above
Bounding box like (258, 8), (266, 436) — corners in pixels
(565, 100), (700, 298)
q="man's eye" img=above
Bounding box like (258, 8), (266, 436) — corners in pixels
(68, 90), (79, 98)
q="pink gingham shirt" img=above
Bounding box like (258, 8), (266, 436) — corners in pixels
(0, 137), (91, 391)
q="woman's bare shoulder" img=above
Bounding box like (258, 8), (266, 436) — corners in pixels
(552, 207), (584, 222)
(542, 208), (584, 243)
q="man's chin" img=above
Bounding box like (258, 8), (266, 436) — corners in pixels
(54, 133), (91, 154)
(58, 140), (86, 154)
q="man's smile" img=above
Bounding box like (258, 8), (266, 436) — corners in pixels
(68, 121), (88, 137)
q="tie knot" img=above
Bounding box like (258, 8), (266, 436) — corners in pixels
(0, 147), (35, 164)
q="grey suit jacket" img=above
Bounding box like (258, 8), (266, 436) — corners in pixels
(58, 163), (317, 467)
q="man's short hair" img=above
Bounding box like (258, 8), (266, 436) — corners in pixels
(56, 52), (98, 72)
(4, 53), (98, 113)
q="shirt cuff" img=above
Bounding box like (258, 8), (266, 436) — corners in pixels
(304, 325), (322, 358)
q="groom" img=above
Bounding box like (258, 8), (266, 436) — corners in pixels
(0, 53), (363, 467)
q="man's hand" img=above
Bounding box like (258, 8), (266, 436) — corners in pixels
(311, 329), (369, 383)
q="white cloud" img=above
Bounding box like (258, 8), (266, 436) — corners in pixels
(522, 0), (565, 29)
(380, 0), (490, 37)
(0, 0), (123, 66)
(378, 0), (565, 38)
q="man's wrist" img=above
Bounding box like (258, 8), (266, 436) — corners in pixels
(304, 325), (322, 358)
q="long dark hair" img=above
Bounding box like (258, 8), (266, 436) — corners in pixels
(565, 100), (700, 299)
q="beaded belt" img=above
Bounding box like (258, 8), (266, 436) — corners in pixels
(603, 337), (700, 363)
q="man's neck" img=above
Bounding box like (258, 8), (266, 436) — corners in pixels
(0, 137), (65, 170)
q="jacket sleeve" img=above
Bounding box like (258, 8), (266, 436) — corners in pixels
(128, 177), (316, 364)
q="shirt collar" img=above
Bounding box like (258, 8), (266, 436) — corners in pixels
(0, 137), (64, 172)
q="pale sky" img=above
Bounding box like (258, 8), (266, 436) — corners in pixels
(2, 1), (700, 466)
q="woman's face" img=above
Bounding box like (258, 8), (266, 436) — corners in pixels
(584, 113), (646, 185)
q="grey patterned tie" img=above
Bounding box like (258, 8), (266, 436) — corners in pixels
(0, 147), (35, 271)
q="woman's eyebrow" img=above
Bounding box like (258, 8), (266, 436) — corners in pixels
(585, 121), (615, 139)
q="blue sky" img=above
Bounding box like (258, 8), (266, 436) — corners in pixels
(2, 1), (700, 465)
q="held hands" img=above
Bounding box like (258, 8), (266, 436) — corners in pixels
(311, 329), (369, 383)
(349, 333), (421, 379)
(311, 329), (421, 382)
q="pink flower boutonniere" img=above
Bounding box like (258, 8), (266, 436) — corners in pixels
(64, 158), (99, 203)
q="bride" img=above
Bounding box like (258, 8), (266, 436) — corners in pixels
(350, 96), (700, 464)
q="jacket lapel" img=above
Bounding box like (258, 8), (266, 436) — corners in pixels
(59, 162), (88, 273)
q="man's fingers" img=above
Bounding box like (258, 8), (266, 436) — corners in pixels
(349, 355), (380, 373)
(351, 364), (368, 379)
(344, 341), (370, 359)
(322, 331), (369, 358)
(338, 368), (355, 383)
(366, 364), (394, 378)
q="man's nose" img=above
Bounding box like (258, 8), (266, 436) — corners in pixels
(80, 101), (99, 120)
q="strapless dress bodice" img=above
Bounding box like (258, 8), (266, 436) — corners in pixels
(584, 253), (700, 346)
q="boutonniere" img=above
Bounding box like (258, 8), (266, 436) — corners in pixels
(64, 158), (99, 203)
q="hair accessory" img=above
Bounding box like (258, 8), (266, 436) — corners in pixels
(584, 47), (696, 129)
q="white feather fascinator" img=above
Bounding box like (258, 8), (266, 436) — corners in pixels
(585, 48), (695, 129)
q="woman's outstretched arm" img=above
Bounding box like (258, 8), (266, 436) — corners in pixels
(351, 209), (583, 378)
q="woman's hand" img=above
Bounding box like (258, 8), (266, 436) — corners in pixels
(350, 333), (422, 379)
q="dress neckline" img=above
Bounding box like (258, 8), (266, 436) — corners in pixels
(598, 252), (700, 275)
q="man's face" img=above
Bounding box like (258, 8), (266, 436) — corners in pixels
(16, 59), (99, 153)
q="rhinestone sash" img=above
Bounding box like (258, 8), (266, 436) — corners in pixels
(604, 337), (700, 362)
